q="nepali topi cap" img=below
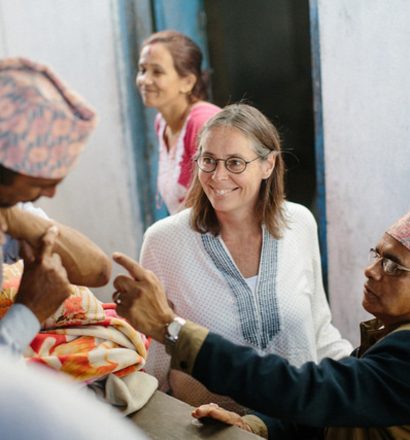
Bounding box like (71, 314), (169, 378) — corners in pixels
(386, 212), (410, 251)
(0, 57), (97, 179)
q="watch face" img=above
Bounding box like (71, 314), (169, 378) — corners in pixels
(166, 317), (186, 340)
(168, 320), (182, 338)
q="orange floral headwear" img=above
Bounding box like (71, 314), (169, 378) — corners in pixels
(386, 212), (410, 251)
(0, 57), (97, 179)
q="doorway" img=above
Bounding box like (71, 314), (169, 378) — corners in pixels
(204, 0), (315, 209)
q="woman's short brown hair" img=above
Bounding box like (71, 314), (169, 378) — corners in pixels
(141, 30), (208, 102)
(185, 103), (287, 238)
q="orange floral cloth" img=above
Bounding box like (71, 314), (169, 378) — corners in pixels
(1, 261), (149, 384)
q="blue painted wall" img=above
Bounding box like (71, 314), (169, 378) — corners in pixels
(309, 0), (328, 290)
(118, 0), (209, 224)
(149, 0), (209, 221)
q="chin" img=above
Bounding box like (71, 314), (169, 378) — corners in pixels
(142, 99), (155, 108)
(361, 297), (373, 315)
(362, 300), (382, 319)
(144, 95), (161, 107)
(211, 201), (233, 213)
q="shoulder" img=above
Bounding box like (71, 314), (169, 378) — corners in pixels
(377, 328), (410, 347)
(365, 330), (410, 365)
(282, 201), (317, 232)
(183, 103), (221, 151)
(144, 209), (193, 243)
(187, 102), (221, 127)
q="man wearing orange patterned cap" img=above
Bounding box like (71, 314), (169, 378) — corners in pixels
(0, 58), (110, 357)
(111, 212), (410, 439)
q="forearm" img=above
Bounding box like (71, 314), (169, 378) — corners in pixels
(1, 207), (111, 286)
(168, 320), (209, 373)
(190, 331), (410, 427)
(167, 323), (319, 439)
(168, 323), (316, 437)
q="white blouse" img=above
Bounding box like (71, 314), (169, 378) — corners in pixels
(140, 202), (353, 410)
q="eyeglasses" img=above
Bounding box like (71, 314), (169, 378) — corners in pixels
(369, 248), (410, 276)
(195, 155), (261, 174)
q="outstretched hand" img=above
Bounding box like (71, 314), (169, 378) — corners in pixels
(192, 403), (253, 433)
(112, 252), (175, 342)
(14, 226), (71, 324)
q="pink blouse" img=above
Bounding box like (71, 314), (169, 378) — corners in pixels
(155, 102), (220, 214)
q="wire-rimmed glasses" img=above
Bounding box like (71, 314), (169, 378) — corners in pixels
(195, 155), (261, 174)
(369, 248), (410, 276)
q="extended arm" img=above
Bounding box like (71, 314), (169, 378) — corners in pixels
(1, 206), (111, 287)
(112, 253), (410, 430)
(186, 325), (410, 428)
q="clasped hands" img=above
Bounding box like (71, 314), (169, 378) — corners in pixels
(15, 226), (71, 323)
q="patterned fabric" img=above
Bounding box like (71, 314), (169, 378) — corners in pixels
(387, 211), (410, 251)
(0, 57), (97, 178)
(201, 226), (280, 349)
(1, 261), (149, 384)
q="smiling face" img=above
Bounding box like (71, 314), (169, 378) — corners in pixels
(363, 233), (410, 326)
(136, 43), (195, 112)
(0, 172), (62, 207)
(198, 126), (275, 219)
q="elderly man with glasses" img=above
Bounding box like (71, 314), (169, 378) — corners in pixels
(112, 212), (410, 439)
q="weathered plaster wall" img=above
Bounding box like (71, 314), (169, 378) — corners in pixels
(0, 0), (143, 301)
(318, 0), (410, 344)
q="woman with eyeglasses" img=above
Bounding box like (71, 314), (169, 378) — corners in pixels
(136, 30), (220, 215)
(140, 103), (352, 411)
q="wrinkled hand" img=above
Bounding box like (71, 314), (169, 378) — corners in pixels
(14, 226), (71, 324)
(112, 252), (175, 343)
(192, 404), (252, 433)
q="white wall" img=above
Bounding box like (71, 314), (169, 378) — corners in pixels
(0, 0), (144, 301)
(318, 0), (410, 344)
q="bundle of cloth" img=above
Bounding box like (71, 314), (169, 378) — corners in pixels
(1, 260), (158, 414)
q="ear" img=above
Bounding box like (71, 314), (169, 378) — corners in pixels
(262, 152), (276, 179)
(180, 73), (197, 95)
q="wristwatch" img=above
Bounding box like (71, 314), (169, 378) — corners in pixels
(165, 316), (186, 347)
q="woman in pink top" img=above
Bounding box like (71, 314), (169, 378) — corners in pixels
(136, 30), (220, 214)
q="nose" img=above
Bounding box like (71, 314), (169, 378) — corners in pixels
(364, 259), (383, 281)
(137, 71), (152, 86)
(211, 160), (229, 180)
